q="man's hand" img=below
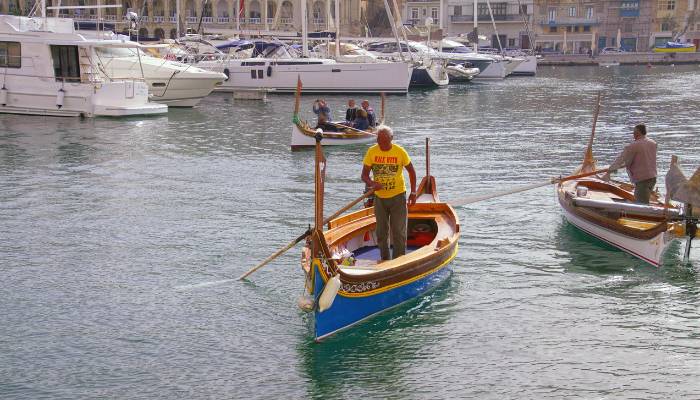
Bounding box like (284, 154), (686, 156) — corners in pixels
(408, 192), (417, 206)
(370, 181), (383, 191)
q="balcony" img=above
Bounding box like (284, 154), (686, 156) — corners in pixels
(152, 16), (165, 23)
(538, 17), (600, 26)
(217, 17), (230, 23)
(280, 17), (292, 24)
(186, 16), (197, 23)
(451, 14), (528, 22)
(169, 16), (177, 23)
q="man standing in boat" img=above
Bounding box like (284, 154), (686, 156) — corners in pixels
(361, 126), (417, 261)
(602, 123), (657, 204)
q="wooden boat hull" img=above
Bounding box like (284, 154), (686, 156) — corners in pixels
(305, 195), (460, 341)
(291, 122), (376, 149)
(311, 243), (457, 340)
(557, 178), (677, 267)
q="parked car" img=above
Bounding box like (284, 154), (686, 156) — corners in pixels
(601, 47), (626, 54)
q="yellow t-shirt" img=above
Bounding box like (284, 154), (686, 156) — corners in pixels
(363, 144), (412, 199)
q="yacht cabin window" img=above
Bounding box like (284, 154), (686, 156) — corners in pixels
(51, 45), (81, 83)
(0, 42), (21, 68)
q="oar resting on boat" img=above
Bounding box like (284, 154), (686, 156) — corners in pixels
(327, 122), (377, 135)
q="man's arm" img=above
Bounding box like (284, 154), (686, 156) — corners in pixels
(362, 165), (383, 191)
(406, 162), (417, 206)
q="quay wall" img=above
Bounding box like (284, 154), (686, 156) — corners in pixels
(539, 52), (700, 66)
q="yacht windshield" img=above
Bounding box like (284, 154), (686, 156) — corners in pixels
(95, 46), (144, 58)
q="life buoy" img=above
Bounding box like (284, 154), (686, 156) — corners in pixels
(0, 86), (8, 106)
(56, 88), (65, 109)
(223, 68), (230, 81)
(266, 65), (272, 77)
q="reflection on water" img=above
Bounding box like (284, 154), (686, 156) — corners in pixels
(2, 65), (700, 399)
(299, 279), (459, 399)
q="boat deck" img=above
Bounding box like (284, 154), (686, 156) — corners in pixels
(340, 246), (421, 275)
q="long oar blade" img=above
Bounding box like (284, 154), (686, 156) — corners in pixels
(238, 190), (374, 281)
(238, 229), (311, 281)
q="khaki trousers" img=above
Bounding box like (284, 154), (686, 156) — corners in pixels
(374, 192), (407, 261)
(634, 177), (656, 204)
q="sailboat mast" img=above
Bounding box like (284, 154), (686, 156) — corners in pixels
(335, 0), (340, 59)
(301, 0), (309, 57)
(382, 0), (405, 61)
(473, 0), (478, 52)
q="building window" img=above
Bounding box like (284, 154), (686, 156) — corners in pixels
(453, 5), (462, 16)
(508, 38), (516, 47)
(624, 22), (633, 32)
(658, 0), (675, 10)
(478, 3), (506, 17)
(569, 6), (576, 17)
(422, 8), (427, 16)
(431, 7), (438, 20)
(583, 25), (591, 32)
(411, 7), (418, 19)
(661, 22), (671, 31)
(0, 41), (21, 68)
(586, 7), (593, 19)
(574, 25), (579, 32)
(548, 7), (556, 21)
(519, 4), (528, 14)
(549, 26), (557, 33)
(566, 26), (572, 32)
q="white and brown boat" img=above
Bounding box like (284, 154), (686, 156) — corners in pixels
(557, 129), (699, 267)
(299, 138), (460, 341)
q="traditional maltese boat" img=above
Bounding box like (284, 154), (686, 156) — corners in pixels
(291, 119), (377, 150)
(298, 138), (460, 341)
(290, 77), (383, 150)
(557, 100), (698, 266)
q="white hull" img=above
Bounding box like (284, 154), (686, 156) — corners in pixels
(473, 61), (507, 79)
(560, 203), (674, 267)
(0, 74), (166, 118)
(201, 59), (412, 94)
(511, 55), (538, 76)
(97, 56), (225, 108)
(291, 124), (375, 149)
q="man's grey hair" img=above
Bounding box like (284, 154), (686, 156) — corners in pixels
(376, 125), (393, 139)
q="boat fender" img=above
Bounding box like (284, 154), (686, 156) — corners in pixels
(0, 86), (7, 106)
(56, 88), (65, 109)
(266, 65), (272, 77)
(223, 68), (230, 81)
(297, 295), (315, 312)
(318, 274), (341, 312)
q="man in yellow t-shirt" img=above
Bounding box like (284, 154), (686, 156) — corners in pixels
(361, 126), (417, 261)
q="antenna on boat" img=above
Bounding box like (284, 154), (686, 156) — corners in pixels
(582, 92), (601, 173)
(425, 137), (431, 193)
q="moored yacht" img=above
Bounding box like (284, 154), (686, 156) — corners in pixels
(192, 40), (413, 94)
(90, 34), (226, 107)
(364, 41), (450, 87)
(0, 15), (166, 117)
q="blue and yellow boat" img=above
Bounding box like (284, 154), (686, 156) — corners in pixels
(653, 42), (697, 53)
(298, 138), (460, 341)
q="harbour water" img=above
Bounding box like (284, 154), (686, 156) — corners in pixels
(2, 65), (700, 399)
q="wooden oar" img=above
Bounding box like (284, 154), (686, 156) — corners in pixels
(449, 169), (608, 207)
(238, 190), (374, 281)
(328, 122), (377, 135)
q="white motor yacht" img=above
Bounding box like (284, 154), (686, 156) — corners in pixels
(91, 36), (226, 107)
(364, 41), (450, 87)
(192, 40), (412, 94)
(434, 40), (507, 79)
(0, 15), (166, 117)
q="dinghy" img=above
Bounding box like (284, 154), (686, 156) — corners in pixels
(299, 138), (460, 341)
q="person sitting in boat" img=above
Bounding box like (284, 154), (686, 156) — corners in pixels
(602, 123), (657, 204)
(361, 125), (417, 261)
(312, 99), (332, 121)
(344, 99), (359, 124)
(353, 109), (370, 131)
(361, 100), (377, 127)
(314, 113), (337, 132)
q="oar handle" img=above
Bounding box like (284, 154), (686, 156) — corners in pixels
(328, 122), (377, 135)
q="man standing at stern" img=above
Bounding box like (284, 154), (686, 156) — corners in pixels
(361, 126), (417, 261)
(602, 123), (657, 204)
